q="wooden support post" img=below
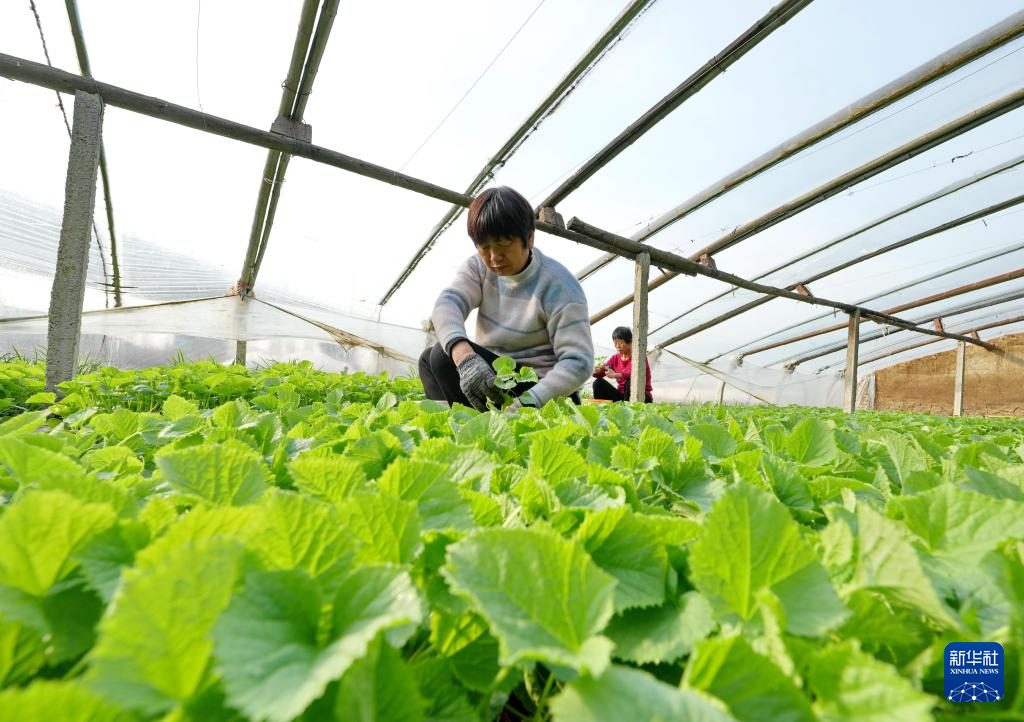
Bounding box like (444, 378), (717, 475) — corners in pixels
(630, 252), (650, 403)
(235, 340), (248, 367)
(717, 379), (726, 405)
(953, 340), (966, 416)
(843, 309), (860, 413)
(46, 91), (104, 392)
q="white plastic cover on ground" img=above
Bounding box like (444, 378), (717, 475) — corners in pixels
(3, 0), (1024, 408)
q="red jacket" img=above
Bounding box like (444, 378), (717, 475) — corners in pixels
(594, 353), (653, 398)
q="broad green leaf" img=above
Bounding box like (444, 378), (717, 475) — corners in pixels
(214, 565), (424, 722)
(0, 680), (137, 722)
(246, 491), (358, 590)
(605, 591), (715, 664)
(337, 493), (422, 564)
(75, 522), (151, 602)
(0, 490), (116, 596)
(528, 435), (587, 483)
(0, 618), (43, 687)
(156, 440), (267, 506)
(688, 483), (847, 636)
(0, 437), (83, 485)
(24, 392), (56, 405)
(893, 484), (1024, 557)
(162, 395), (198, 421)
(553, 478), (623, 512)
(344, 429), (405, 479)
(784, 417), (837, 466)
(442, 527), (616, 674)
(689, 423), (738, 461)
(334, 637), (426, 722)
(835, 591), (932, 668)
(869, 431), (928, 485)
(89, 540), (245, 715)
(377, 458), (475, 532)
(288, 455), (367, 504)
(90, 409), (144, 443)
(683, 636), (815, 722)
(575, 507), (668, 611)
(841, 504), (960, 629)
(808, 641), (933, 722)
(0, 411), (49, 437)
(551, 665), (737, 722)
(134, 505), (262, 569)
(411, 658), (478, 722)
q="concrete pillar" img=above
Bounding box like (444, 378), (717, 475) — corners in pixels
(843, 309), (860, 413)
(953, 340), (966, 416)
(630, 252), (650, 402)
(46, 91), (104, 392)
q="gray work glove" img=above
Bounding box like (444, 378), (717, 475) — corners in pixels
(457, 354), (504, 411)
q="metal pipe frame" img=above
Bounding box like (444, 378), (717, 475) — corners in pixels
(737, 266), (1024, 359)
(554, 217), (993, 349)
(586, 83), (1024, 323)
(64, 0), (122, 307)
(378, 0), (657, 306)
(576, 9), (1024, 281)
(540, 0), (816, 210)
(853, 312), (1024, 368)
(777, 287), (1024, 369)
(0, 52), (1002, 357)
(648, 152), (1024, 339)
(694, 232), (1024, 364)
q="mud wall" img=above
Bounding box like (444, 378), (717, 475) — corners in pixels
(872, 332), (1024, 417)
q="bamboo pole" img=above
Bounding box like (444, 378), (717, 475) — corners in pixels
(64, 0), (122, 307)
(576, 9), (1024, 281)
(736, 266), (1024, 359)
(377, 0), (657, 305)
(551, 218), (993, 349)
(843, 310), (860, 413)
(953, 340), (966, 416)
(539, 0), (814, 209)
(586, 84), (1024, 322)
(46, 91), (104, 392)
(631, 252), (650, 402)
(648, 154), (1024, 339)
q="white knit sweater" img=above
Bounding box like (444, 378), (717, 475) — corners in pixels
(431, 248), (594, 405)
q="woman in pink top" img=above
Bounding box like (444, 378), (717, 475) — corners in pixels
(592, 326), (653, 403)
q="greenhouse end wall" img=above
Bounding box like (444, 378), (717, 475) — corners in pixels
(874, 332), (1024, 416)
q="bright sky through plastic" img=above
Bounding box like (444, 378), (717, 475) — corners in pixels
(3, 0), (1024, 366)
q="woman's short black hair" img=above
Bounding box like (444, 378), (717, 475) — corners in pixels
(612, 326), (633, 344)
(467, 186), (534, 247)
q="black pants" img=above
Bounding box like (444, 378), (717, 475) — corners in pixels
(593, 376), (653, 403)
(418, 341), (579, 407)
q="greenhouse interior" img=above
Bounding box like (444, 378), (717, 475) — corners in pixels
(1, 1), (1023, 721)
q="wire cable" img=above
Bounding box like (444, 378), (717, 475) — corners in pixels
(397, 0), (548, 172)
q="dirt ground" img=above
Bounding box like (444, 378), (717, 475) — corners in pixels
(873, 332), (1024, 417)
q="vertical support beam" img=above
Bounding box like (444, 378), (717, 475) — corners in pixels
(630, 252), (650, 402)
(46, 91), (104, 392)
(953, 340), (966, 416)
(234, 340), (248, 367)
(843, 309), (860, 413)
(717, 379), (726, 405)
